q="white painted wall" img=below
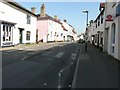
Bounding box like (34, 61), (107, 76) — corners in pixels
(48, 20), (64, 42)
(0, 2), (37, 46)
(105, 1), (120, 60)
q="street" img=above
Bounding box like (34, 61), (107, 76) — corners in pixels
(2, 42), (81, 88)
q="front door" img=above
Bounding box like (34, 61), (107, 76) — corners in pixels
(19, 29), (23, 44)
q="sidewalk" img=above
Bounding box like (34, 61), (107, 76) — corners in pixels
(72, 43), (119, 88)
(0, 42), (70, 51)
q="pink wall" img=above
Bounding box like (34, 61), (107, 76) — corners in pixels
(37, 20), (48, 42)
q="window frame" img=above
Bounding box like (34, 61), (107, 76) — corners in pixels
(26, 31), (31, 40)
(27, 15), (31, 24)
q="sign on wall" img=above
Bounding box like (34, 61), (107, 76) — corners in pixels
(106, 15), (113, 21)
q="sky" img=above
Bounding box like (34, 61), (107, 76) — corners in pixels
(15, 1), (103, 34)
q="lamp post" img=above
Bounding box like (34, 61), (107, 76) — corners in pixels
(83, 10), (89, 52)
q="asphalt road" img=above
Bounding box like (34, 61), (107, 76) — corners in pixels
(2, 42), (81, 88)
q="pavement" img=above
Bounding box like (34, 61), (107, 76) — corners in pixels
(0, 42), (71, 51)
(72, 43), (120, 89)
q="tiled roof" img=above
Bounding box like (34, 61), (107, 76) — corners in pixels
(62, 25), (68, 31)
(37, 14), (62, 24)
(2, 0), (37, 17)
(72, 29), (77, 34)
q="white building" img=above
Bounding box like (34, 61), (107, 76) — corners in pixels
(86, 3), (105, 50)
(61, 20), (75, 42)
(0, 1), (37, 47)
(85, 1), (120, 60)
(104, 1), (120, 60)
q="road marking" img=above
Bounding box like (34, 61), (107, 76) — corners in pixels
(43, 83), (47, 86)
(18, 48), (24, 50)
(41, 51), (53, 56)
(58, 73), (62, 89)
(20, 56), (28, 61)
(71, 53), (77, 60)
(72, 44), (82, 88)
(54, 52), (64, 58)
(58, 62), (74, 89)
(6, 50), (17, 52)
(69, 84), (72, 87)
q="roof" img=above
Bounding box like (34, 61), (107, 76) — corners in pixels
(37, 14), (62, 24)
(72, 29), (77, 34)
(2, 0), (37, 17)
(62, 25), (68, 31)
(0, 20), (16, 25)
(99, 3), (105, 10)
(94, 9), (105, 22)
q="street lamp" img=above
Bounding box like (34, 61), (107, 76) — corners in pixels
(83, 10), (89, 52)
(83, 10), (89, 27)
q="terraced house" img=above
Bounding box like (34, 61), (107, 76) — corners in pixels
(86, 3), (105, 50)
(104, 1), (120, 60)
(85, 1), (120, 60)
(0, 0), (37, 47)
(36, 4), (63, 43)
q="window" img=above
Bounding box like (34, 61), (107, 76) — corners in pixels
(9, 27), (11, 41)
(54, 32), (57, 36)
(51, 31), (52, 37)
(116, 4), (120, 16)
(96, 22), (97, 28)
(26, 31), (31, 40)
(3, 25), (5, 41)
(98, 18), (100, 26)
(100, 37), (103, 45)
(111, 23), (116, 44)
(2, 25), (12, 42)
(112, 46), (115, 53)
(27, 15), (31, 24)
(61, 33), (63, 37)
(101, 14), (103, 24)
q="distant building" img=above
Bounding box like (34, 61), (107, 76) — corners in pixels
(61, 20), (76, 42)
(0, 0), (37, 47)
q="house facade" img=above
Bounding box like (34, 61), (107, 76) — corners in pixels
(61, 20), (75, 42)
(104, 1), (120, 60)
(0, 1), (37, 47)
(37, 4), (64, 43)
(85, 1), (120, 60)
(37, 4), (77, 43)
(87, 3), (105, 49)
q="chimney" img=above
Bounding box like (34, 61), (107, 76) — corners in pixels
(64, 19), (67, 22)
(54, 15), (58, 20)
(31, 7), (36, 14)
(40, 3), (46, 17)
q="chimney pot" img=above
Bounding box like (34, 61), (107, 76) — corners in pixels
(31, 7), (36, 14)
(54, 15), (58, 20)
(64, 19), (67, 22)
